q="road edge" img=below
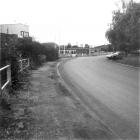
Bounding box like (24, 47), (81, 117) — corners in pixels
(57, 58), (123, 140)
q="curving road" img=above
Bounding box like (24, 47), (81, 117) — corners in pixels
(59, 56), (139, 140)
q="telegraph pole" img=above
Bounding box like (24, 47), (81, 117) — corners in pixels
(64, 44), (65, 55)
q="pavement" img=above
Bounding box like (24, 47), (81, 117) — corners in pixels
(58, 56), (139, 140)
(0, 61), (116, 140)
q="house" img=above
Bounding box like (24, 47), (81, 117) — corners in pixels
(0, 23), (29, 38)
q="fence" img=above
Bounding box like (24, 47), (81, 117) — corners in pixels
(0, 58), (30, 94)
(19, 58), (30, 72)
(0, 65), (11, 94)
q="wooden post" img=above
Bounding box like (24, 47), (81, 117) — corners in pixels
(0, 71), (1, 94)
(27, 58), (30, 67)
(0, 32), (1, 94)
(7, 65), (11, 84)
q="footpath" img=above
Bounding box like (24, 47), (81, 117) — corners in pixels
(0, 61), (115, 140)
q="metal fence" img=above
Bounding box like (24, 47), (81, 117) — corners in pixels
(0, 65), (11, 93)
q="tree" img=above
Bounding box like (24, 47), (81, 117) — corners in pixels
(84, 44), (90, 48)
(67, 43), (72, 48)
(72, 45), (78, 48)
(16, 39), (59, 65)
(16, 38), (44, 65)
(106, 0), (140, 55)
(42, 43), (59, 61)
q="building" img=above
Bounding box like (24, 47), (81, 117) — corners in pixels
(0, 23), (29, 38)
(0, 23), (30, 66)
(59, 46), (89, 57)
(90, 45), (110, 52)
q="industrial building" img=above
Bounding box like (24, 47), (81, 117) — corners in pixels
(59, 46), (89, 57)
(0, 23), (29, 38)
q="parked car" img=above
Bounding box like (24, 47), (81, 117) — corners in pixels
(106, 52), (114, 59)
(106, 51), (123, 60)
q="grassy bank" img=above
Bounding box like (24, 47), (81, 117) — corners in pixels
(116, 54), (140, 67)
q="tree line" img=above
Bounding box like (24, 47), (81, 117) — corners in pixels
(106, 0), (140, 55)
(16, 39), (59, 66)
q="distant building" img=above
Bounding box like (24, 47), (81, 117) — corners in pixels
(90, 45), (110, 52)
(59, 46), (89, 57)
(0, 23), (29, 38)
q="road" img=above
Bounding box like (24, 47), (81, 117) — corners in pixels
(59, 56), (139, 140)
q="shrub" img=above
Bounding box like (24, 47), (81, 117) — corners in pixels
(1, 36), (59, 92)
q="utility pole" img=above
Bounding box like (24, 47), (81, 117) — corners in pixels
(64, 44), (65, 55)
(59, 44), (60, 56)
(89, 47), (90, 56)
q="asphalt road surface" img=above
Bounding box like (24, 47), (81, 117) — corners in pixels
(59, 56), (139, 140)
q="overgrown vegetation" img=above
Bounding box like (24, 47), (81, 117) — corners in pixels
(42, 42), (59, 61)
(106, 0), (140, 55)
(16, 39), (59, 66)
(1, 36), (59, 92)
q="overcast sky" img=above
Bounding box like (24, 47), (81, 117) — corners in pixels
(0, 0), (139, 46)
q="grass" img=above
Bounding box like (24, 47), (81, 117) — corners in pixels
(116, 54), (140, 67)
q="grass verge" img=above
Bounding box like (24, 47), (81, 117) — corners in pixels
(116, 54), (139, 67)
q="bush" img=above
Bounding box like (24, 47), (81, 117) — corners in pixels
(42, 43), (59, 61)
(1, 37), (59, 92)
(16, 39), (59, 65)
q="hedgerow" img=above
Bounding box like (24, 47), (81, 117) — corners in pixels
(1, 36), (59, 92)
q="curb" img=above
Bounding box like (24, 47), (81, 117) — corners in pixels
(56, 60), (123, 140)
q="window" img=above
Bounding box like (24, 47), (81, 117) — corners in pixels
(20, 31), (24, 37)
(20, 31), (29, 37)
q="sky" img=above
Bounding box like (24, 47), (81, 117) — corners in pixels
(0, 0), (139, 46)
